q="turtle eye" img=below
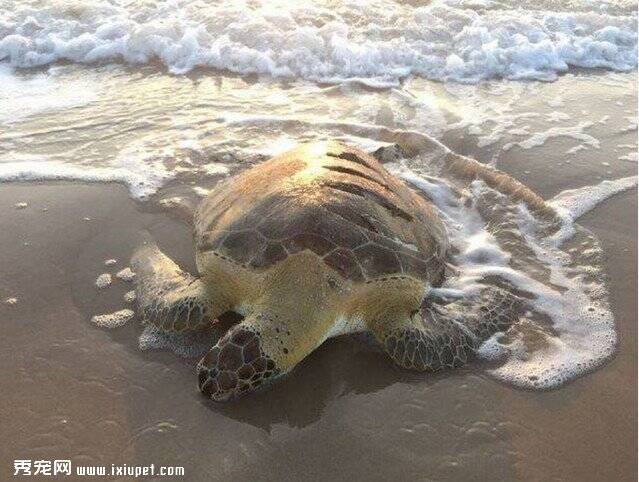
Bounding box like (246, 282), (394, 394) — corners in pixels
(326, 276), (338, 289)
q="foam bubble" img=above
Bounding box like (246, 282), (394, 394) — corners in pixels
(138, 325), (214, 359)
(0, 157), (169, 200)
(0, 64), (98, 122)
(618, 151), (638, 162)
(115, 267), (135, 282)
(503, 121), (600, 151)
(95, 273), (112, 289)
(0, 0), (635, 84)
(91, 309), (134, 328)
(392, 160), (624, 390)
(547, 175), (637, 243)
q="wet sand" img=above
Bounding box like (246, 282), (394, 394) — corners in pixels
(0, 169), (635, 481)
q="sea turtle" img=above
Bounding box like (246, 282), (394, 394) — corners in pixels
(132, 141), (526, 401)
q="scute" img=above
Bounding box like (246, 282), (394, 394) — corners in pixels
(220, 230), (266, 266)
(251, 242), (288, 268)
(354, 243), (402, 276)
(194, 141), (448, 282)
(324, 248), (365, 281)
(282, 233), (336, 256)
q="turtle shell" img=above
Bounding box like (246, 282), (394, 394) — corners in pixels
(194, 141), (448, 283)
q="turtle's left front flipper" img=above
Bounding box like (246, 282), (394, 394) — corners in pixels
(369, 286), (524, 371)
(132, 241), (232, 332)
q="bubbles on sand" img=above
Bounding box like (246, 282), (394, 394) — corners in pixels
(104, 259), (117, 266)
(115, 267), (135, 282)
(138, 325), (215, 359)
(91, 309), (135, 328)
(549, 176), (637, 223)
(95, 273), (112, 289)
(4, 297), (18, 305)
(123, 290), (136, 304)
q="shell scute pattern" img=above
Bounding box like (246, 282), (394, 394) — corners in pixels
(353, 243), (402, 276)
(282, 232), (336, 256)
(254, 197), (308, 239)
(252, 242), (288, 267)
(220, 230), (265, 265)
(323, 248), (365, 281)
(195, 142), (448, 282)
(311, 206), (371, 249)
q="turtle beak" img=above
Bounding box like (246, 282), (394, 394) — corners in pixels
(197, 324), (280, 401)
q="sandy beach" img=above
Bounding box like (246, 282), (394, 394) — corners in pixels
(0, 164), (635, 481)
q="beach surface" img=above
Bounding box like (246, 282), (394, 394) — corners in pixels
(0, 135), (636, 482)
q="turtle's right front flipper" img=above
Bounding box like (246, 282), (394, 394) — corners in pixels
(132, 241), (231, 332)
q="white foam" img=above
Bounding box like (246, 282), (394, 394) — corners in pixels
(0, 127), (232, 199)
(91, 309), (134, 328)
(619, 116), (638, 133)
(549, 175), (637, 221)
(618, 151), (638, 162)
(202, 164), (231, 176)
(95, 273), (112, 289)
(0, 158), (169, 200)
(392, 162), (625, 390)
(566, 144), (588, 154)
(115, 267), (135, 282)
(0, 64), (98, 122)
(138, 325), (214, 359)
(503, 121), (600, 151)
(0, 0), (635, 84)
(123, 290), (136, 304)
(192, 186), (211, 197)
(546, 111), (571, 122)
(4, 297), (18, 305)
(547, 175), (638, 243)
(104, 259), (117, 266)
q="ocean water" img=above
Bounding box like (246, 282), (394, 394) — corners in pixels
(1, 0), (637, 82)
(0, 0), (637, 391)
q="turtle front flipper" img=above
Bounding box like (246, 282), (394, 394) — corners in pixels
(132, 241), (232, 332)
(196, 321), (282, 402)
(368, 284), (524, 371)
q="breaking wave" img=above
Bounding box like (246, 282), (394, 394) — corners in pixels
(1, 0), (636, 84)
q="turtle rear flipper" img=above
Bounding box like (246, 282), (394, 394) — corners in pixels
(370, 286), (524, 371)
(132, 241), (231, 332)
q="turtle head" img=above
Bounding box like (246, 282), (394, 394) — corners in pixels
(197, 251), (345, 401)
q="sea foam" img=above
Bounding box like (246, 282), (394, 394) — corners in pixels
(0, 0), (636, 84)
(0, 63), (98, 122)
(385, 140), (631, 389)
